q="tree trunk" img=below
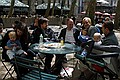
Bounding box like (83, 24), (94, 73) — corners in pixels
(114, 0), (120, 30)
(85, 0), (96, 25)
(68, 0), (76, 18)
(67, 0), (69, 8)
(8, 0), (15, 17)
(44, 0), (51, 17)
(28, 0), (36, 16)
(51, 0), (56, 16)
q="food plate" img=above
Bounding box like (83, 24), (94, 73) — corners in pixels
(43, 43), (61, 48)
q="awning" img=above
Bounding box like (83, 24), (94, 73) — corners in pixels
(36, 3), (70, 10)
(97, 0), (109, 4)
(0, 0), (29, 7)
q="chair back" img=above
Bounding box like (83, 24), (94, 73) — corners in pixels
(14, 56), (58, 80)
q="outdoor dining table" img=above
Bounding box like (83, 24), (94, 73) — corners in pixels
(30, 42), (81, 54)
(30, 42), (81, 77)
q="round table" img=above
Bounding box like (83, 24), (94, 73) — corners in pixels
(30, 42), (81, 54)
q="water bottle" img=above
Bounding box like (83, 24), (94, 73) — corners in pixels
(39, 34), (43, 48)
(60, 37), (64, 46)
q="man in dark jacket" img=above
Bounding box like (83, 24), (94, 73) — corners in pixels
(101, 21), (118, 74)
(93, 21), (119, 75)
(52, 18), (80, 75)
(31, 18), (57, 73)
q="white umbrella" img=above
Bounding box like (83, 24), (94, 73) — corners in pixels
(0, 0), (9, 6)
(5, 0), (29, 7)
(97, 0), (109, 4)
(95, 11), (103, 15)
(103, 13), (110, 16)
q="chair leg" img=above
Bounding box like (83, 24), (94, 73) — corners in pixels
(1, 61), (15, 80)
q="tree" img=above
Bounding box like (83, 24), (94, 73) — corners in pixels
(8, 0), (15, 17)
(51, 0), (56, 16)
(85, 0), (96, 25)
(28, 0), (36, 16)
(44, 0), (51, 17)
(114, 0), (120, 29)
(67, 0), (69, 8)
(68, 0), (76, 18)
(61, 0), (66, 16)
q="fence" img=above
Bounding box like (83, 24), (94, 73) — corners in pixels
(2, 17), (66, 28)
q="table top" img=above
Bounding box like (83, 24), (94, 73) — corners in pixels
(30, 42), (81, 54)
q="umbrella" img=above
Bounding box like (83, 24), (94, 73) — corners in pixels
(112, 13), (116, 16)
(36, 3), (69, 10)
(95, 11), (102, 15)
(103, 13), (110, 16)
(2, 0), (29, 7)
(97, 0), (109, 4)
(81, 11), (86, 14)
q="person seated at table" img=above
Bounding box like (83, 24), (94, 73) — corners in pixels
(1, 22), (32, 79)
(78, 27), (89, 43)
(6, 31), (27, 60)
(31, 17), (57, 74)
(82, 17), (100, 37)
(93, 32), (102, 45)
(29, 16), (39, 30)
(53, 18), (80, 75)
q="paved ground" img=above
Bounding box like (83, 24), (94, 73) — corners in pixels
(0, 25), (120, 80)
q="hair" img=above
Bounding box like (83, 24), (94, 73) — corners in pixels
(67, 18), (73, 22)
(15, 22), (29, 43)
(13, 21), (20, 29)
(20, 16), (26, 21)
(15, 22), (25, 32)
(94, 33), (101, 37)
(105, 17), (110, 21)
(82, 17), (92, 25)
(103, 21), (114, 31)
(8, 31), (16, 38)
(38, 18), (49, 26)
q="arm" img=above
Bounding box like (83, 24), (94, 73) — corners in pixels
(6, 40), (13, 50)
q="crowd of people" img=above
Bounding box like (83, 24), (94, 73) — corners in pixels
(0, 15), (120, 79)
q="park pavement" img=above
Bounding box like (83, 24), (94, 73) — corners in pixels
(0, 25), (120, 80)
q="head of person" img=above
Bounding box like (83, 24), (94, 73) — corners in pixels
(105, 17), (110, 22)
(8, 31), (16, 41)
(34, 17), (39, 26)
(81, 27), (88, 36)
(20, 16), (26, 23)
(12, 21), (20, 29)
(82, 17), (91, 29)
(38, 18), (49, 30)
(102, 21), (114, 36)
(14, 22), (25, 37)
(20, 16), (27, 27)
(93, 33), (101, 42)
(66, 18), (74, 30)
(0, 23), (3, 33)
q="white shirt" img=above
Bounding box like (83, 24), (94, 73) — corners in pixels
(65, 29), (75, 43)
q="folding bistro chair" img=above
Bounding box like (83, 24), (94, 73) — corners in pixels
(14, 55), (59, 80)
(0, 47), (15, 80)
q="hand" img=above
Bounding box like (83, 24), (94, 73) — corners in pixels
(16, 46), (21, 50)
(24, 52), (28, 55)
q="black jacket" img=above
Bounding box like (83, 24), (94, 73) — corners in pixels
(58, 28), (81, 45)
(31, 27), (57, 44)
